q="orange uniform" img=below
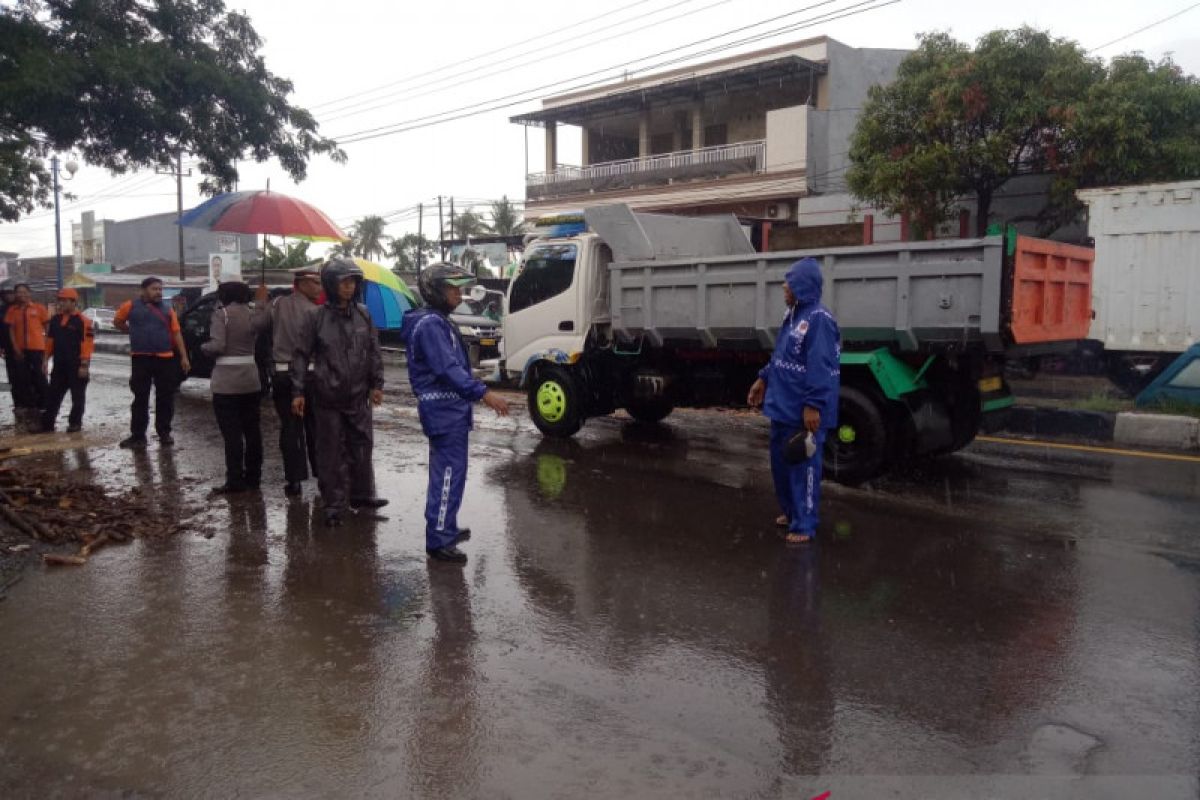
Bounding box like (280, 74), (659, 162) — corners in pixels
(45, 310), (95, 363)
(3, 302), (50, 354)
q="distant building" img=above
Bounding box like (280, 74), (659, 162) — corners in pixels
(511, 36), (908, 249)
(71, 210), (259, 270)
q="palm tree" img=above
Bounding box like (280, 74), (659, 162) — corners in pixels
(388, 233), (435, 272)
(445, 207), (490, 239)
(490, 195), (524, 235)
(350, 215), (390, 260)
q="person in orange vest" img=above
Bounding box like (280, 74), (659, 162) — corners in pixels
(40, 288), (94, 433)
(3, 283), (51, 430)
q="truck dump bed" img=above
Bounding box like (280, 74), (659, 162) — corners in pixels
(585, 205), (1093, 353)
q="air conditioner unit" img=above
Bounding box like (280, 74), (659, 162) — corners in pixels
(765, 202), (792, 220)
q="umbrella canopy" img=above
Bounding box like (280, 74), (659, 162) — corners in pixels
(178, 190), (347, 242)
(352, 258), (417, 304)
(341, 259), (419, 330)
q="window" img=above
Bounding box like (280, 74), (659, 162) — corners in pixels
(509, 244), (577, 313)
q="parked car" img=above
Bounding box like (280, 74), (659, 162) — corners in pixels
(83, 307), (118, 333)
(179, 287), (291, 385)
(453, 294), (502, 367)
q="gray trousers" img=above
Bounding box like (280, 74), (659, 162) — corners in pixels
(313, 398), (376, 514)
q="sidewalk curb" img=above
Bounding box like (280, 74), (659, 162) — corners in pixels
(995, 405), (1200, 453)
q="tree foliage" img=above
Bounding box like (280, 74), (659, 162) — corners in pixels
(489, 195), (524, 235)
(244, 240), (319, 270)
(0, 0), (344, 222)
(349, 215), (389, 260)
(447, 207), (489, 238)
(847, 28), (1200, 236)
(388, 232), (435, 272)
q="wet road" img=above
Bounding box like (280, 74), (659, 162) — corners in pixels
(1, 358), (1198, 798)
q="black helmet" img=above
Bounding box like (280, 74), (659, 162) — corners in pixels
(418, 262), (475, 314)
(321, 257), (364, 301)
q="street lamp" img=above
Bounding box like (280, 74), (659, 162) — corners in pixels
(51, 154), (79, 290)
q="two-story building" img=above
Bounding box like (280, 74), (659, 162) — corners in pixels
(511, 36), (908, 249)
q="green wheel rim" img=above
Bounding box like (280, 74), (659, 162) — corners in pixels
(838, 424), (857, 444)
(536, 380), (568, 424)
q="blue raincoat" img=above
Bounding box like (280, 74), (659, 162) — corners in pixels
(758, 257), (841, 537)
(401, 308), (488, 550)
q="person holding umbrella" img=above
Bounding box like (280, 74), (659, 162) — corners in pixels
(290, 258), (387, 527)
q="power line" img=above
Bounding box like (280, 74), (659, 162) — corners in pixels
(318, 0), (732, 125)
(1090, 1), (1200, 52)
(308, 0), (666, 113)
(333, 0), (899, 146)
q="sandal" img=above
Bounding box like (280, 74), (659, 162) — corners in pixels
(775, 514), (789, 527)
(785, 532), (813, 545)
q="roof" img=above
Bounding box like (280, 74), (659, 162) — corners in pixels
(511, 54), (826, 127)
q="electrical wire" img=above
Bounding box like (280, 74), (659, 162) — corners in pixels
(1090, 1), (1200, 52)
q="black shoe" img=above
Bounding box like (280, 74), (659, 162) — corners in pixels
(119, 436), (148, 450)
(453, 528), (472, 544)
(324, 511), (343, 528)
(210, 483), (249, 495)
(350, 496), (389, 509)
(66, 424), (82, 433)
(426, 545), (468, 564)
(158, 434), (175, 447)
(284, 482), (302, 497)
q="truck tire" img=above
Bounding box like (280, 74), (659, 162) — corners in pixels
(625, 397), (674, 424)
(824, 386), (888, 485)
(529, 365), (583, 438)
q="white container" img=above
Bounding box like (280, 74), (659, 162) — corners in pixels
(1078, 180), (1200, 353)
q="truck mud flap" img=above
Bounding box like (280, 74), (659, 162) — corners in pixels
(899, 390), (954, 456)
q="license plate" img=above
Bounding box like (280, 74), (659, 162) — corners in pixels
(479, 339), (496, 347)
(978, 376), (1002, 393)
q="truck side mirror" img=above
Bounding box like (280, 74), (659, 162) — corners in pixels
(469, 285), (487, 302)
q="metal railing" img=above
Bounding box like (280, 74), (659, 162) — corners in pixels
(527, 140), (766, 186)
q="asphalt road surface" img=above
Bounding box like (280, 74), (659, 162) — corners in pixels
(1, 356), (1197, 798)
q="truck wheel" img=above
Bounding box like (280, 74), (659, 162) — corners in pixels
(625, 397), (674, 424)
(529, 365), (583, 438)
(824, 386), (888, 485)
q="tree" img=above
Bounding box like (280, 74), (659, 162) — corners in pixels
(847, 28), (1102, 236)
(388, 233), (435, 272)
(0, 0), (344, 222)
(350, 215), (389, 260)
(329, 239), (355, 258)
(489, 195), (524, 235)
(245, 240), (319, 270)
(446, 207), (490, 238)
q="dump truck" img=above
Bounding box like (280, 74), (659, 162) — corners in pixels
(499, 205), (1094, 483)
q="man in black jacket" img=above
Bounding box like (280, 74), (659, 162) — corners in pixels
(290, 258), (386, 527)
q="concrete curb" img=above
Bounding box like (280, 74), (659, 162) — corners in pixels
(994, 405), (1200, 453)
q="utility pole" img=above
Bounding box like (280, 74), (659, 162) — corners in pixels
(449, 197), (456, 243)
(437, 195), (445, 260)
(416, 203), (424, 276)
(51, 155), (63, 290)
(157, 152), (191, 280)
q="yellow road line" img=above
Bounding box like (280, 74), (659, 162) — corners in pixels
(976, 435), (1200, 464)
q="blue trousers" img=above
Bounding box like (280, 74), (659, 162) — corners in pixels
(769, 422), (826, 535)
(425, 428), (469, 550)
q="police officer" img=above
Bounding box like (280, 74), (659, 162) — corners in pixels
(202, 281), (271, 493)
(747, 257), (841, 545)
(400, 263), (509, 564)
(40, 288), (94, 433)
(290, 258), (387, 527)
(270, 267), (322, 497)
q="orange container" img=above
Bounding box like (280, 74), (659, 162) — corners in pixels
(1009, 236), (1094, 344)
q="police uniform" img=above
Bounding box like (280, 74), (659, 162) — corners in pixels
(270, 276), (320, 489)
(758, 258), (841, 538)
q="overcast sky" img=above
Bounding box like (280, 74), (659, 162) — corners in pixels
(5, 0), (1198, 258)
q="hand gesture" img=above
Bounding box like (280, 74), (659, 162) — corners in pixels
(747, 378), (765, 408)
(803, 406), (821, 433)
(370, 388), (383, 406)
(482, 390), (510, 417)
(291, 397), (305, 417)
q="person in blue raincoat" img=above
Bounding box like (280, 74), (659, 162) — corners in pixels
(401, 263), (510, 564)
(747, 257), (841, 545)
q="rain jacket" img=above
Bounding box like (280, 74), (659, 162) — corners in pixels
(400, 307), (487, 437)
(758, 257), (841, 429)
(290, 301), (383, 408)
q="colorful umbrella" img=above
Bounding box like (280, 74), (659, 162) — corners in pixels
(348, 259), (419, 330)
(178, 190), (347, 242)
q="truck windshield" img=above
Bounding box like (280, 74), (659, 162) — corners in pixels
(510, 244), (577, 313)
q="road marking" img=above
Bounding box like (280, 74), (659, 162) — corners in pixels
(977, 435), (1200, 464)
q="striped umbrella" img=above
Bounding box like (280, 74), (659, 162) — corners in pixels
(178, 190), (347, 241)
(350, 259), (419, 330)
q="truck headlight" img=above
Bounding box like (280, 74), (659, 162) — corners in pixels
(457, 325), (475, 336)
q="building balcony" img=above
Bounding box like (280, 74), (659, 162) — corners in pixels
(526, 140), (766, 202)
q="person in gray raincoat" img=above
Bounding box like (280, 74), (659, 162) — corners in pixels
(290, 258), (387, 527)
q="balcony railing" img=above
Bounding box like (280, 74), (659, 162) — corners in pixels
(527, 140), (766, 187)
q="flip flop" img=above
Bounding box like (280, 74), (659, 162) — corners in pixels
(775, 514), (789, 527)
(785, 532), (813, 545)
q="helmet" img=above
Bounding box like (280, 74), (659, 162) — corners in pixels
(56, 288), (79, 301)
(321, 257), (364, 301)
(418, 262), (476, 314)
